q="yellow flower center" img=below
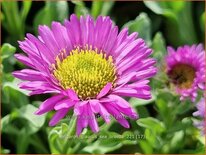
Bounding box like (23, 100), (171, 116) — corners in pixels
(53, 48), (117, 100)
(168, 64), (196, 89)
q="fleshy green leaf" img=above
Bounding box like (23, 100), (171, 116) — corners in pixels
(1, 104), (46, 135)
(48, 117), (77, 154)
(20, 104), (46, 129)
(123, 13), (151, 45)
(170, 131), (184, 151)
(137, 117), (166, 133)
(151, 32), (166, 62)
(2, 78), (30, 109)
(1, 43), (16, 60)
(48, 125), (63, 154)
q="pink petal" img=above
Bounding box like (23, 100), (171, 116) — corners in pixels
(89, 99), (100, 113)
(35, 95), (64, 115)
(14, 54), (34, 68)
(12, 69), (44, 81)
(54, 99), (75, 110)
(99, 104), (110, 123)
(107, 95), (138, 119)
(49, 108), (69, 126)
(76, 115), (84, 136)
(104, 103), (130, 128)
(66, 89), (79, 101)
(87, 104), (99, 133)
(97, 83), (112, 99)
(74, 101), (88, 115)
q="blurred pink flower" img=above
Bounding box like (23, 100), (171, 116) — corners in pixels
(166, 44), (205, 102)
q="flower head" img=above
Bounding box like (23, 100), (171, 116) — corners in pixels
(193, 98), (205, 135)
(166, 44), (205, 102)
(13, 14), (156, 135)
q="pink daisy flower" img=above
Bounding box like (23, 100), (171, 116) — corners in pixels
(193, 98), (206, 135)
(13, 14), (156, 135)
(166, 44), (205, 102)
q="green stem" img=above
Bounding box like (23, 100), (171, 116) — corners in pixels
(62, 115), (77, 153)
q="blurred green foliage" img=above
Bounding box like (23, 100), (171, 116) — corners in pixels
(1, 1), (205, 154)
(33, 1), (69, 34)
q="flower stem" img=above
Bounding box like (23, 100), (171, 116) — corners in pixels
(62, 115), (77, 154)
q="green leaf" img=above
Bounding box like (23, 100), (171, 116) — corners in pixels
(71, 0), (89, 18)
(151, 32), (166, 62)
(170, 131), (184, 151)
(121, 131), (138, 145)
(2, 78), (30, 109)
(137, 117), (166, 133)
(91, 1), (114, 18)
(139, 140), (153, 154)
(1, 110), (20, 135)
(200, 12), (205, 33)
(123, 13), (151, 45)
(1, 147), (10, 154)
(48, 126), (64, 154)
(91, 1), (104, 18)
(19, 104), (46, 129)
(1, 104), (46, 135)
(1, 43), (16, 60)
(82, 131), (123, 154)
(136, 106), (150, 118)
(3, 78), (29, 96)
(144, 1), (197, 45)
(100, 1), (115, 16)
(1, 1), (24, 39)
(62, 116), (77, 153)
(143, 1), (185, 15)
(16, 129), (30, 154)
(175, 100), (194, 115)
(20, 1), (32, 22)
(155, 92), (178, 128)
(33, 1), (69, 34)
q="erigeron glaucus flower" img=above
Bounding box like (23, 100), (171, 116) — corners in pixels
(193, 98), (205, 134)
(13, 14), (157, 135)
(166, 44), (205, 102)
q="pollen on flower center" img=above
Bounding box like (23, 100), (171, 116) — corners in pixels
(53, 47), (117, 100)
(168, 64), (196, 89)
